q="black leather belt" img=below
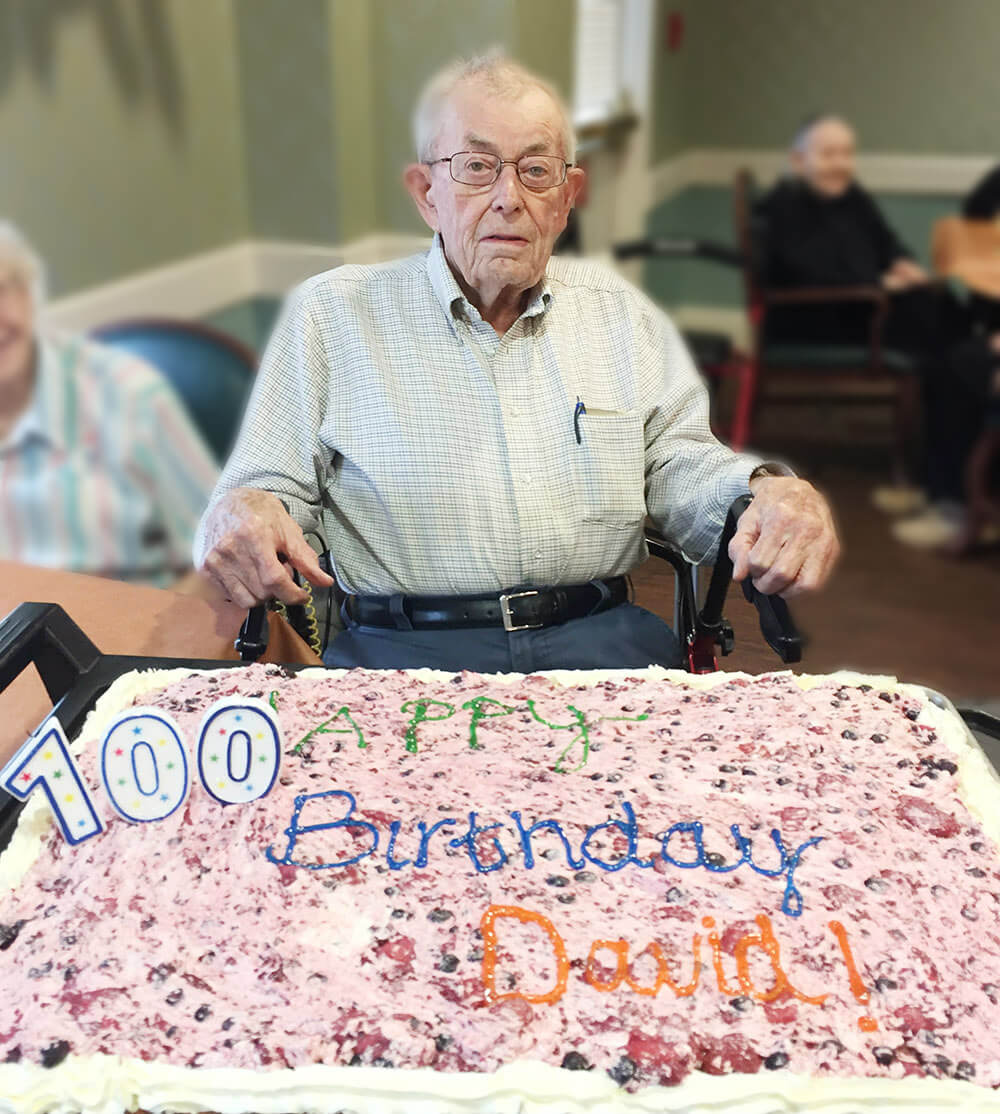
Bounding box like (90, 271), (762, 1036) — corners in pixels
(344, 577), (629, 632)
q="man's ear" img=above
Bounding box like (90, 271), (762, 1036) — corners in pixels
(565, 165), (586, 210)
(404, 163), (439, 232)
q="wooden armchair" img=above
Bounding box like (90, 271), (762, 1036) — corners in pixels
(733, 170), (921, 481)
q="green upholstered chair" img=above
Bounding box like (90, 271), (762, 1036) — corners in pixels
(733, 169), (921, 481)
(89, 318), (257, 464)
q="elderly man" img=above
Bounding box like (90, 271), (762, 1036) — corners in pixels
(0, 222), (218, 585)
(196, 55), (838, 671)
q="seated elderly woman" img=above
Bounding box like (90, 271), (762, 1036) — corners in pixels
(0, 222), (218, 585)
(754, 115), (993, 545)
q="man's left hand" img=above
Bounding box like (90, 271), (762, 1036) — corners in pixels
(729, 477), (840, 597)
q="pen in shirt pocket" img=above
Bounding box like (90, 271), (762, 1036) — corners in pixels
(573, 396), (586, 444)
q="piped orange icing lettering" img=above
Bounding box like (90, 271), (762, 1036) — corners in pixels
(702, 915), (742, 996)
(829, 919), (879, 1031)
(734, 914), (827, 1005)
(481, 904), (569, 1005)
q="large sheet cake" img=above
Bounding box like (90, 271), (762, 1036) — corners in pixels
(1, 663), (999, 1113)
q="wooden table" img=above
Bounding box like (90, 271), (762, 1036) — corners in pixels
(0, 563), (322, 766)
(932, 216), (1000, 298)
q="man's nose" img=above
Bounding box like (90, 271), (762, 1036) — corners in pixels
(490, 164), (524, 210)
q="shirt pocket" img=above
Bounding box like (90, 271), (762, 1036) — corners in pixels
(573, 411), (646, 529)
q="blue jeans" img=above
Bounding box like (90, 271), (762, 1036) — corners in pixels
(322, 602), (682, 672)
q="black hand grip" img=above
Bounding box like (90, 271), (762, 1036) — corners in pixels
(0, 603), (102, 705)
(741, 580), (803, 663)
(700, 495), (804, 664)
(699, 494), (754, 629)
(235, 605), (269, 662)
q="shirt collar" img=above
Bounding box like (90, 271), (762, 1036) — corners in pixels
(425, 232), (553, 328)
(0, 337), (64, 454)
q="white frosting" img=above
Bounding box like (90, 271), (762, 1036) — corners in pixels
(2, 1054), (1000, 1114)
(2, 665), (999, 1114)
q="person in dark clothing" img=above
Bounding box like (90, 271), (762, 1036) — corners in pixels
(753, 115), (988, 540)
(755, 114), (961, 358)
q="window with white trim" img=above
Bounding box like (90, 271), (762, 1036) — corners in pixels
(573, 0), (627, 127)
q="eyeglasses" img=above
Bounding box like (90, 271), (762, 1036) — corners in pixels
(429, 151), (572, 191)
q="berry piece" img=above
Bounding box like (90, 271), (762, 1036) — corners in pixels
(763, 1051), (789, 1070)
(561, 1051), (591, 1071)
(0, 920), (26, 951)
(607, 1055), (636, 1086)
(40, 1041), (71, 1068)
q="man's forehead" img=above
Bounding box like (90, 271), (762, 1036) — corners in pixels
(437, 83), (563, 155)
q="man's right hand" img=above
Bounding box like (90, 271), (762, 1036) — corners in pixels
(197, 488), (334, 609)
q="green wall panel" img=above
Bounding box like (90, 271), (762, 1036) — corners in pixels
(652, 0), (1000, 163)
(234, 0), (340, 242)
(0, 0), (249, 297)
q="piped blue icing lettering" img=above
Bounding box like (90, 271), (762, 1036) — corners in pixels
(511, 811), (585, 870)
(414, 817), (458, 867)
(265, 790), (378, 870)
(581, 801), (653, 871)
(661, 820), (706, 868)
(386, 819), (412, 870)
(448, 811), (508, 872)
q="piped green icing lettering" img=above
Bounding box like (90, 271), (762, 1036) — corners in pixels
(526, 700), (591, 774)
(293, 706), (367, 754)
(461, 697), (516, 749)
(400, 699), (456, 753)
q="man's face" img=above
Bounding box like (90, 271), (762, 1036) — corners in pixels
(0, 267), (35, 391)
(406, 81), (584, 305)
(792, 118), (857, 199)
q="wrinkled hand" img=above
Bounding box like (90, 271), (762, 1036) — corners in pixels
(882, 258), (929, 290)
(728, 477), (840, 597)
(197, 487), (334, 609)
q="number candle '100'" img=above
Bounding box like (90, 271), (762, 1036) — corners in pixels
(0, 699), (281, 846)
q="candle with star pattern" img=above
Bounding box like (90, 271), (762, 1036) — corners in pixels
(0, 718), (104, 845)
(100, 708), (190, 823)
(195, 699), (281, 805)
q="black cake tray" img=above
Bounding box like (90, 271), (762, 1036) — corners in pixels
(1, 600), (998, 859)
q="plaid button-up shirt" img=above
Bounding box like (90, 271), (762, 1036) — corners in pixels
(1, 334), (218, 585)
(203, 235), (762, 595)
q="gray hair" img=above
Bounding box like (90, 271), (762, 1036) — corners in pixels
(412, 51), (576, 164)
(0, 221), (46, 307)
(791, 112), (852, 152)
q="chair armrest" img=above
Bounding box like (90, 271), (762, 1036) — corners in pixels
(613, 238), (744, 267)
(760, 286), (890, 369)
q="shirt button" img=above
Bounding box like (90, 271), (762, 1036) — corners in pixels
(534, 552), (543, 561)
(524, 474), (532, 485)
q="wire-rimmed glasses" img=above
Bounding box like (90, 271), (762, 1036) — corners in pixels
(429, 151), (572, 191)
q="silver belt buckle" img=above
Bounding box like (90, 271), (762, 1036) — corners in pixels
(499, 589), (543, 632)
